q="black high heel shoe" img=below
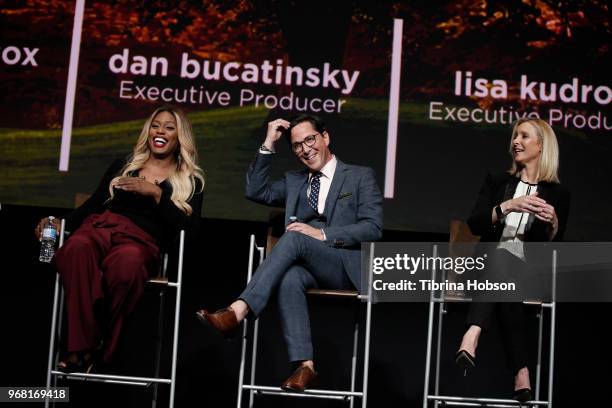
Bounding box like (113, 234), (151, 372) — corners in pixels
(513, 388), (533, 403)
(57, 347), (100, 374)
(455, 350), (476, 369)
(57, 359), (94, 373)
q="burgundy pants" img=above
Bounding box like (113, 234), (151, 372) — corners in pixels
(53, 210), (160, 363)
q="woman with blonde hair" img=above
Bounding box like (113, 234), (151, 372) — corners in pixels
(35, 105), (204, 372)
(455, 118), (570, 402)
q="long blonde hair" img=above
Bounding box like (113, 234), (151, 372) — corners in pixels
(110, 106), (205, 215)
(508, 118), (560, 183)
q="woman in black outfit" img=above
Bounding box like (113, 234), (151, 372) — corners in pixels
(455, 118), (570, 402)
(35, 105), (204, 372)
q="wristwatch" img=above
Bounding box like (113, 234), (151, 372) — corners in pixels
(259, 143), (275, 153)
(495, 204), (505, 220)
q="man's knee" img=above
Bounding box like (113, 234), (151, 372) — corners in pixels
(277, 231), (308, 254)
(281, 230), (304, 243)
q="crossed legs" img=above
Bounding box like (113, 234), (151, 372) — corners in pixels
(198, 231), (354, 389)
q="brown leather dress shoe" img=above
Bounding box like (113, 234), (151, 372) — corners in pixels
(196, 308), (239, 339)
(281, 365), (318, 392)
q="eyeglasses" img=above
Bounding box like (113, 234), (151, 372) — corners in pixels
(292, 133), (320, 153)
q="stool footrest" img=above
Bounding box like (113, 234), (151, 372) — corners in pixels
(242, 384), (362, 400)
(428, 394), (549, 406)
(306, 289), (359, 298)
(147, 277), (169, 284)
(147, 277), (179, 287)
(51, 370), (171, 386)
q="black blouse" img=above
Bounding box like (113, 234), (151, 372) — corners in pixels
(64, 157), (203, 247)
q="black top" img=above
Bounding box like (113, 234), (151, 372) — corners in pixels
(467, 172), (571, 242)
(64, 157), (204, 247)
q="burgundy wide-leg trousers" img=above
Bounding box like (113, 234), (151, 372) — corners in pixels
(53, 210), (160, 363)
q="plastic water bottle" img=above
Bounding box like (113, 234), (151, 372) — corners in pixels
(39, 216), (57, 263)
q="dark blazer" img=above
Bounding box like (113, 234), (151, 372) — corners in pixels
(467, 172), (571, 243)
(245, 152), (383, 286)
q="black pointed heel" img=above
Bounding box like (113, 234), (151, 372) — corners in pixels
(57, 346), (100, 374)
(57, 357), (94, 374)
(455, 350), (476, 369)
(513, 388), (533, 403)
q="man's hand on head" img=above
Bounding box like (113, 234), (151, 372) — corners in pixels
(264, 119), (291, 150)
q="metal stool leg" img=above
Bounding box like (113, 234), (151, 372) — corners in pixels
(236, 235), (255, 408)
(152, 252), (171, 408)
(46, 219), (67, 408)
(237, 235), (264, 408)
(423, 245), (439, 408)
(361, 241), (376, 408)
(45, 275), (62, 408)
(168, 230), (185, 408)
(249, 245), (265, 408)
(434, 304), (445, 408)
(535, 305), (544, 402)
(434, 268), (449, 408)
(236, 319), (248, 408)
(248, 317), (261, 408)
(547, 250), (558, 408)
(361, 291), (373, 408)
(349, 303), (359, 408)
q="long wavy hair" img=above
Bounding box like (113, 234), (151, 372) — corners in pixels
(508, 118), (560, 183)
(109, 106), (205, 215)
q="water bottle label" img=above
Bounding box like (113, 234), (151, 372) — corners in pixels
(43, 227), (57, 240)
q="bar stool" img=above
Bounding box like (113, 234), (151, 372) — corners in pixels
(235, 211), (374, 408)
(423, 223), (558, 408)
(44, 219), (186, 408)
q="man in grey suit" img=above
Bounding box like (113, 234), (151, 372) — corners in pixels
(197, 114), (383, 391)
